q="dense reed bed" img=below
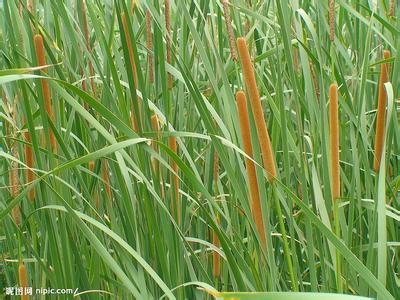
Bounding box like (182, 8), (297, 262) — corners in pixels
(0, 1), (399, 299)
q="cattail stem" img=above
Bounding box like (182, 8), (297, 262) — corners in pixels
(146, 10), (154, 83)
(329, 0), (335, 42)
(168, 136), (180, 224)
(222, 0), (237, 61)
(33, 34), (57, 152)
(18, 262), (29, 300)
(165, 0), (173, 89)
(236, 91), (266, 248)
(236, 37), (276, 181)
(329, 83), (340, 201)
(374, 50), (391, 172)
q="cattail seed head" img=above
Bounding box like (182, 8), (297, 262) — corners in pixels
(222, 0), (237, 61)
(374, 50), (391, 172)
(329, 0), (335, 42)
(329, 83), (340, 201)
(33, 34), (57, 152)
(146, 10), (154, 83)
(102, 159), (112, 200)
(18, 262), (29, 300)
(236, 37), (277, 181)
(24, 126), (35, 201)
(168, 135), (180, 224)
(212, 215), (221, 278)
(165, 0), (173, 89)
(236, 91), (266, 248)
(389, 0), (395, 16)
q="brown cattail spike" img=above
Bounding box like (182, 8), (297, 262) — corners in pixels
(329, 0), (335, 42)
(121, 12), (142, 131)
(102, 159), (112, 201)
(222, 0), (237, 61)
(236, 91), (266, 248)
(329, 84), (340, 201)
(212, 215), (221, 277)
(146, 10), (154, 83)
(236, 37), (277, 181)
(24, 124), (35, 201)
(165, 0), (173, 89)
(374, 50), (391, 172)
(389, 0), (395, 16)
(168, 136), (180, 224)
(18, 262), (29, 300)
(33, 34), (57, 152)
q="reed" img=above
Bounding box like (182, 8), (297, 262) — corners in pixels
(373, 50), (391, 172)
(165, 0), (173, 89)
(236, 91), (266, 248)
(33, 34), (57, 152)
(236, 37), (277, 181)
(146, 9), (154, 83)
(222, 0), (237, 61)
(168, 135), (180, 224)
(18, 262), (29, 300)
(329, 83), (340, 201)
(329, 0), (335, 42)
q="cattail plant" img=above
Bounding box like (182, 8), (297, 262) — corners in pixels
(18, 261), (29, 300)
(146, 9), (154, 83)
(329, 83), (340, 201)
(329, 0), (335, 42)
(33, 34), (57, 152)
(121, 12), (142, 132)
(165, 0), (173, 89)
(168, 135), (180, 224)
(236, 37), (277, 181)
(374, 50), (391, 172)
(222, 0), (237, 61)
(236, 91), (266, 247)
(24, 120), (35, 201)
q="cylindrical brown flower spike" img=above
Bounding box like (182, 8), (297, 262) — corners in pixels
(236, 37), (277, 181)
(212, 215), (221, 278)
(10, 148), (21, 226)
(33, 34), (57, 152)
(389, 0), (395, 16)
(329, 0), (335, 42)
(146, 10), (154, 83)
(169, 136), (180, 224)
(222, 0), (237, 61)
(18, 262), (29, 300)
(121, 12), (142, 131)
(329, 84), (340, 201)
(24, 123), (35, 201)
(236, 91), (266, 248)
(374, 50), (391, 172)
(165, 0), (173, 89)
